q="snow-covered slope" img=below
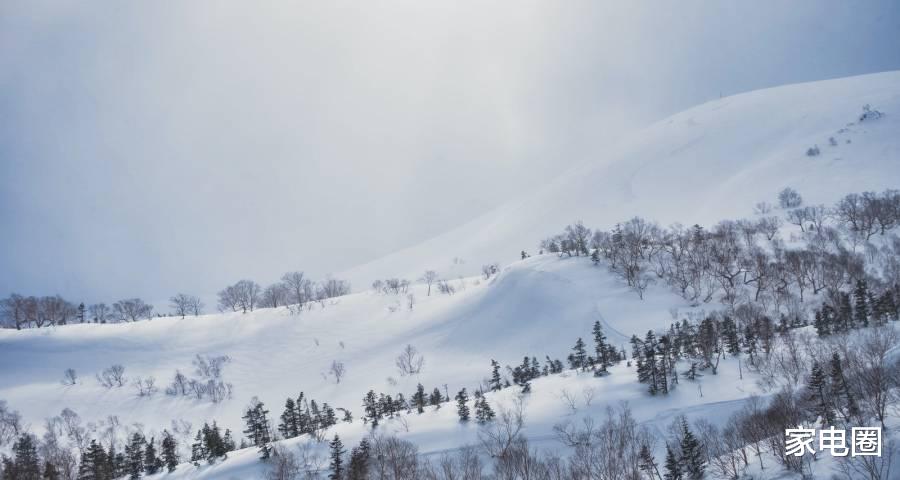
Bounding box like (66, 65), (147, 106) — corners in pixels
(343, 71), (900, 287)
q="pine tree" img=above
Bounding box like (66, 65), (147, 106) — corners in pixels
(143, 437), (162, 474)
(593, 321), (609, 370)
(455, 388), (470, 421)
(806, 360), (833, 425)
(489, 360), (502, 391)
(721, 317), (740, 355)
(190, 429), (205, 464)
(363, 390), (380, 428)
(10, 435), (41, 480)
(347, 438), (370, 480)
(413, 384), (427, 414)
(429, 388), (443, 407)
(854, 280), (869, 327)
(638, 444), (661, 480)
(474, 394), (495, 423)
(328, 435), (345, 480)
(42, 461), (60, 480)
(569, 338), (587, 370)
(278, 397), (299, 439)
(161, 430), (179, 473)
(242, 400), (272, 459)
(829, 352), (859, 421)
(125, 433), (145, 479)
(839, 292), (853, 331)
(679, 420), (705, 480)
(663, 445), (682, 480)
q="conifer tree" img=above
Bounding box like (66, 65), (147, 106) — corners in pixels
(490, 360), (502, 391)
(663, 445), (682, 480)
(430, 388), (443, 407)
(278, 397), (299, 439)
(806, 360), (833, 425)
(638, 444), (661, 480)
(42, 461), (60, 480)
(328, 435), (345, 480)
(124, 433), (145, 480)
(721, 317), (740, 355)
(190, 429), (205, 464)
(829, 352), (859, 421)
(9, 435), (41, 480)
(347, 438), (370, 480)
(455, 388), (470, 421)
(474, 393), (495, 423)
(161, 430), (179, 473)
(242, 400), (272, 459)
(592, 321), (610, 370)
(413, 384), (427, 414)
(569, 338), (587, 370)
(363, 390), (380, 428)
(143, 437), (162, 474)
(854, 280), (869, 327)
(678, 419), (705, 480)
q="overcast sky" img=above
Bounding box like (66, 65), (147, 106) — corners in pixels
(2, 1), (899, 306)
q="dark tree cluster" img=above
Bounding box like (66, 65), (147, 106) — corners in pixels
(813, 278), (899, 336)
(277, 392), (342, 440)
(189, 422), (235, 465)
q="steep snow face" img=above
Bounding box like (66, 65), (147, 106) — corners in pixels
(342, 71), (900, 288)
(0, 255), (687, 452)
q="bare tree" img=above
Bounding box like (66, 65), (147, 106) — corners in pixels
(88, 303), (112, 323)
(281, 271), (312, 307)
(261, 282), (290, 308)
(112, 298), (153, 322)
(778, 187), (803, 209)
(329, 360), (346, 384)
(169, 293), (202, 318)
(420, 270), (439, 296)
(97, 364), (127, 388)
(395, 344), (425, 376)
(218, 280), (261, 313)
(0, 294), (30, 329)
(318, 278), (351, 299)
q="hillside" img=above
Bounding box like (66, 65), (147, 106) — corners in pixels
(342, 71), (900, 288)
(3, 71), (900, 479)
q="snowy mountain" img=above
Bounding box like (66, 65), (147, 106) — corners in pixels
(3, 71), (900, 479)
(342, 71), (900, 288)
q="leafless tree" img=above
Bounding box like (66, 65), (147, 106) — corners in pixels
(133, 376), (157, 397)
(0, 401), (23, 446)
(478, 396), (526, 460)
(0, 294), (30, 329)
(778, 187), (803, 209)
(88, 302), (112, 323)
(395, 344), (425, 376)
(169, 293), (202, 318)
(420, 270), (439, 296)
(261, 282), (290, 308)
(370, 435), (421, 480)
(329, 360), (346, 384)
(437, 280), (456, 295)
(281, 271), (312, 307)
(97, 364), (127, 388)
(112, 298), (153, 322)
(318, 278), (351, 299)
(218, 279), (261, 313)
(266, 443), (302, 480)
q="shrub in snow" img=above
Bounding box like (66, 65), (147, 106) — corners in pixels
(805, 145), (820, 157)
(96, 364), (127, 388)
(859, 104), (884, 122)
(778, 187), (803, 209)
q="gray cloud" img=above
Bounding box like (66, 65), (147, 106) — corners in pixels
(2, 1), (899, 306)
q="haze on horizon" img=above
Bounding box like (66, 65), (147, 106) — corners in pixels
(2, 0), (900, 306)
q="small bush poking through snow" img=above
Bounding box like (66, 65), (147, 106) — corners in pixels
(805, 145), (820, 157)
(859, 103), (884, 122)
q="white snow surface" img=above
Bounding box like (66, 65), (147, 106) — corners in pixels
(342, 71), (900, 289)
(3, 71), (900, 478)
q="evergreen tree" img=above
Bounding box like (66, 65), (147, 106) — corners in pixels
(125, 433), (145, 479)
(10, 435), (41, 480)
(806, 360), (833, 425)
(829, 352), (860, 421)
(143, 437), (162, 474)
(42, 461), (60, 480)
(721, 317), (740, 355)
(190, 429), (205, 464)
(813, 309), (830, 336)
(679, 420), (705, 480)
(413, 384), (427, 414)
(569, 337), (587, 370)
(223, 429), (236, 452)
(663, 445), (682, 480)
(638, 444), (661, 480)
(592, 320), (610, 370)
(474, 394), (495, 423)
(161, 430), (179, 473)
(489, 360), (502, 391)
(455, 388), (470, 421)
(328, 435), (345, 480)
(347, 438), (370, 480)
(322, 404), (337, 427)
(854, 280), (870, 327)
(242, 400), (272, 459)
(278, 397), (299, 439)
(839, 292), (853, 331)
(363, 390), (380, 428)
(429, 388), (443, 407)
